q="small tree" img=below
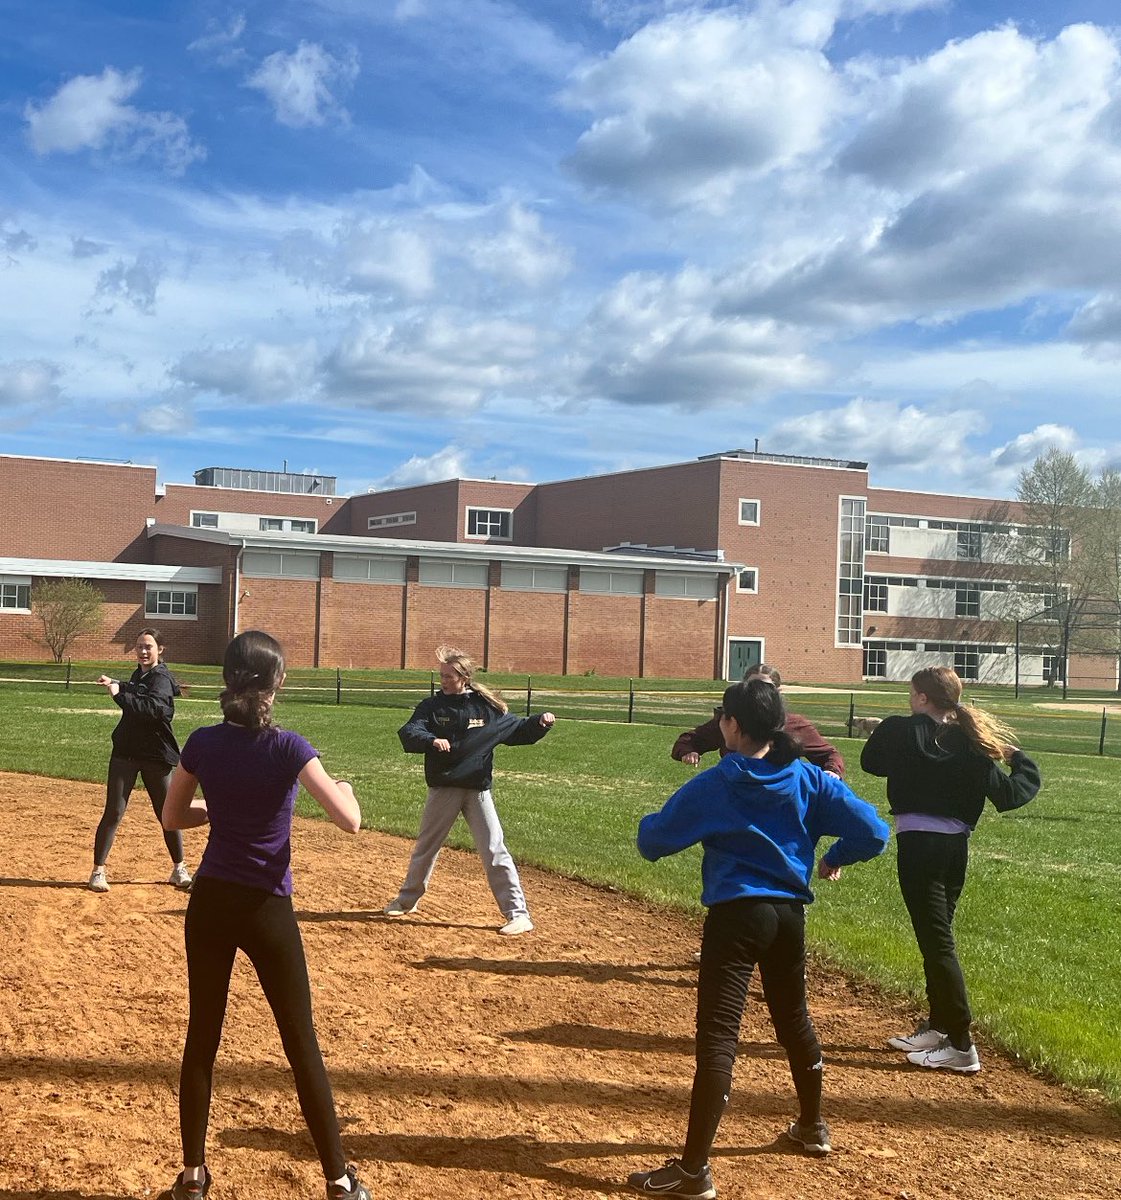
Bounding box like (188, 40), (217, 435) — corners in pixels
(29, 579), (105, 663)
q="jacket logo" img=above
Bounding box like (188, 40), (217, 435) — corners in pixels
(468, 718), (484, 728)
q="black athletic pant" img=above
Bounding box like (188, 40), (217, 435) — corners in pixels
(179, 876), (347, 1180)
(94, 754), (184, 865)
(896, 830), (972, 1048)
(682, 897), (822, 1173)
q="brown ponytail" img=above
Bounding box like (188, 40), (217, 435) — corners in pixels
(219, 630), (285, 732)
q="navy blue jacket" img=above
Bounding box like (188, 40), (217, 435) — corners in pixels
(110, 663), (180, 767)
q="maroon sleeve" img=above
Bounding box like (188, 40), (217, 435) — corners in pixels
(671, 714), (727, 761)
(784, 711), (845, 777)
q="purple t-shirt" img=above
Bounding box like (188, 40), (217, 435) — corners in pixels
(180, 722), (318, 896)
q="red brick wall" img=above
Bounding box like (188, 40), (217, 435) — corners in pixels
(404, 582), (489, 668)
(346, 480), (462, 541)
(867, 487), (1027, 522)
(566, 592), (644, 676)
(1, 455), (157, 561)
(0, 579), (148, 663)
(718, 460), (868, 684)
(320, 581), (407, 668)
(147, 535), (235, 663)
(642, 596), (721, 679)
(236, 578), (320, 666)
(486, 589), (567, 673)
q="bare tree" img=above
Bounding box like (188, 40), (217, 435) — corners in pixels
(1086, 468), (1121, 692)
(29, 579), (104, 663)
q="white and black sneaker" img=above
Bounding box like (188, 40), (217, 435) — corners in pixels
(88, 867), (109, 893)
(888, 1021), (944, 1053)
(907, 1038), (981, 1074)
(326, 1165), (371, 1200)
(785, 1118), (832, 1155)
(626, 1158), (716, 1198)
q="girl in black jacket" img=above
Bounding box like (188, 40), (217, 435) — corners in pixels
(89, 627), (193, 893)
(861, 666), (1041, 1073)
(385, 645), (554, 935)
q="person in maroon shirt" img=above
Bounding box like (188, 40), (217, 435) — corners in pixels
(671, 664), (845, 778)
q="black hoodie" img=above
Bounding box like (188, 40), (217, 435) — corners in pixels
(860, 713), (1040, 828)
(109, 662), (181, 767)
(398, 690), (551, 790)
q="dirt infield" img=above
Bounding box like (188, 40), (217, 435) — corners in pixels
(1, 772), (1118, 1200)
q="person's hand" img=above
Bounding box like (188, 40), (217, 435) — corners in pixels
(1002, 744), (1019, 764)
(818, 859), (841, 882)
(97, 675), (119, 697)
(682, 751), (700, 767)
(540, 712), (556, 728)
(432, 738), (451, 752)
(824, 769), (841, 778)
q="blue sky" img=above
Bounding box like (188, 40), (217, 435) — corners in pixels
(2, 0), (1121, 499)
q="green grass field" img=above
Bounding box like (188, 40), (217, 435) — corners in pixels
(2, 682), (1120, 1107)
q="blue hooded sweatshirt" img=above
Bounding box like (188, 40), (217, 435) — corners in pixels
(637, 753), (889, 907)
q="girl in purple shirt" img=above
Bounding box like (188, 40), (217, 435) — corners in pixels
(160, 630), (371, 1200)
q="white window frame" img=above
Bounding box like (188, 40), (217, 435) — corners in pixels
(258, 516), (319, 533)
(418, 558), (489, 589)
(736, 567), (758, 595)
(191, 511), (219, 528)
(500, 564), (568, 593)
(368, 511), (417, 530)
(465, 507), (513, 541)
(738, 498), (761, 526)
(145, 583), (198, 620)
(0, 574), (32, 613)
(242, 550), (321, 580)
(289, 518), (318, 534)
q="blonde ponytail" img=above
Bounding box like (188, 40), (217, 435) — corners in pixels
(912, 666), (1017, 762)
(436, 644), (508, 715)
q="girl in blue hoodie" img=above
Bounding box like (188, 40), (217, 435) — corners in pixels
(627, 679), (889, 1200)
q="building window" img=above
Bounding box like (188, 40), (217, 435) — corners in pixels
(145, 585), (198, 619)
(736, 568), (758, 594)
(465, 508), (513, 540)
(1042, 653), (1066, 683)
(738, 499), (760, 526)
(191, 512), (219, 528)
(957, 530), (982, 560)
(864, 581), (888, 612)
(654, 572), (719, 600)
(863, 647), (886, 677)
(500, 564), (568, 592)
(866, 516), (889, 553)
(290, 519), (317, 533)
(242, 550), (320, 579)
(418, 559), (489, 588)
(579, 568), (644, 596)
(368, 511), (417, 529)
(836, 497), (866, 645)
(257, 517), (317, 533)
(259, 518), (284, 531)
(333, 555), (407, 584)
(953, 648), (979, 680)
(0, 575), (32, 612)
(955, 587), (980, 618)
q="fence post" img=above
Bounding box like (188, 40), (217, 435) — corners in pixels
(847, 694), (855, 737)
(336, 667), (342, 706)
(526, 676), (532, 716)
(430, 671), (435, 697)
(65, 657), (72, 691)
(628, 679), (635, 723)
(1100, 707), (1108, 756)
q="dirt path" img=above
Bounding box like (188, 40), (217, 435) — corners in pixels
(1, 771), (1118, 1200)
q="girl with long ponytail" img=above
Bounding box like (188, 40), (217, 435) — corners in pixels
(862, 666), (1041, 1075)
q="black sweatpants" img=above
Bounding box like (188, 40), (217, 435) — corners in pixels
(179, 876), (347, 1180)
(896, 830), (972, 1047)
(682, 897), (822, 1172)
(94, 754), (184, 866)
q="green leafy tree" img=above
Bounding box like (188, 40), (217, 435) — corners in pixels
(29, 579), (104, 663)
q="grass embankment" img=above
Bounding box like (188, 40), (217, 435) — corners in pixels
(2, 686), (1119, 1106)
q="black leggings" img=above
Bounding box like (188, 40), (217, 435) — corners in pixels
(683, 897), (822, 1172)
(94, 755), (184, 865)
(180, 876), (347, 1179)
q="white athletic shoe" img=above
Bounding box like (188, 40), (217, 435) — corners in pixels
(888, 1025), (945, 1053)
(383, 900), (418, 917)
(88, 867), (109, 893)
(168, 863), (193, 891)
(498, 914), (534, 936)
(907, 1039), (981, 1074)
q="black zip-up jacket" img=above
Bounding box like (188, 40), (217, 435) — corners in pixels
(860, 713), (1040, 828)
(398, 690), (551, 790)
(109, 663), (181, 767)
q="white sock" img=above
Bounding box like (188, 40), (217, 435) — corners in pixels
(330, 1171), (353, 1192)
(183, 1165), (206, 1183)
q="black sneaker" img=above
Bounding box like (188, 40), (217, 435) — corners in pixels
(785, 1119), (832, 1155)
(157, 1167), (212, 1200)
(327, 1165), (372, 1200)
(626, 1158), (716, 1198)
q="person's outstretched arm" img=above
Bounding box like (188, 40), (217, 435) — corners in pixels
(671, 714), (724, 764)
(299, 757), (362, 833)
(163, 765), (209, 830)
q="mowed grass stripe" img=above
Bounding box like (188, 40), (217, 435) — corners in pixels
(1, 688), (1118, 1106)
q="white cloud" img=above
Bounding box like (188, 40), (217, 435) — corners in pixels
(463, 204), (571, 287)
(135, 401), (193, 435)
(24, 68), (204, 174)
(563, 8), (840, 210)
(376, 443), (469, 488)
(172, 340), (319, 401)
(0, 359), (62, 407)
(246, 42), (359, 128)
(989, 424), (1081, 469)
(91, 252), (165, 315)
(188, 13), (248, 66)
(573, 267), (826, 405)
(280, 219), (435, 299)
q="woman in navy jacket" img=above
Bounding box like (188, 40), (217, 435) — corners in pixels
(627, 679), (888, 1199)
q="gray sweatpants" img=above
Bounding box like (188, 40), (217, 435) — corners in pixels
(393, 786), (529, 919)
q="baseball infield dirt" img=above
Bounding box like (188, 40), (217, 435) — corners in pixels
(1, 771), (1118, 1200)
